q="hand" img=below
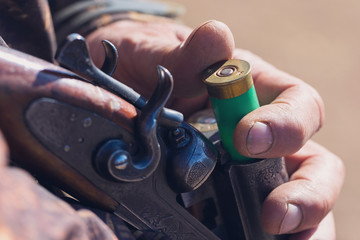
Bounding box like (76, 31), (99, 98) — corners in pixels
(232, 31), (344, 240)
(86, 17), (234, 117)
(0, 131), (117, 240)
(86, 18), (344, 239)
(260, 140), (343, 239)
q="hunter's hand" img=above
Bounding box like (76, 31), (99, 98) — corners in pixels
(0, 132), (117, 240)
(86, 19), (344, 239)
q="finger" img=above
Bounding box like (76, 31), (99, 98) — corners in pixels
(168, 20), (235, 98)
(260, 141), (344, 235)
(166, 20), (234, 116)
(232, 63), (325, 158)
(289, 212), (336, 240)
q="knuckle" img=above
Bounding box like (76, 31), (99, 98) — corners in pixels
(302, 181), (332, 226)
(272, 102), (307, 152)
(306, 83), (326, 131)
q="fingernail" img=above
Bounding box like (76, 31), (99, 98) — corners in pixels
(279, 203), (303, 234)
(247, 122), (273, 155)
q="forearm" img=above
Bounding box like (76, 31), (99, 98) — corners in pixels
(50, 0), (184, 45)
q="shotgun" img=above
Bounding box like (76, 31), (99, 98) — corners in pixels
(0, 35), (288, 240)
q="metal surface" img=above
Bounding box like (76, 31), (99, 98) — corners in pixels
(203, 59), (253, 99)
(188, 109), (218, 138)
(55, 33), (183, 128)
(129, 66), (171, 181)
(166, 121), (218, 193)
(95, 139), (132, 180)
(100, 40), (118, 76)
(95, 66), (173, 182)
(24, 98), (220, 239)
(228, 158), (289, 240)
(25, 98), (136, 174)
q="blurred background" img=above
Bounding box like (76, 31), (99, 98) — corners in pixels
(171, 0), (359, 239)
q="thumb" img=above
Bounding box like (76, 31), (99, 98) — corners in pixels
(168, 20), (235, 98)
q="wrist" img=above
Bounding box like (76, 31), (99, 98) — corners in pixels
(52, 0), (185, 44)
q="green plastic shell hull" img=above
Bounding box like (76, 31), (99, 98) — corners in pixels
(210, 85), (259, 162)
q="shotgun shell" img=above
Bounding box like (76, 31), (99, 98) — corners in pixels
(203, 59), (259, 162)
